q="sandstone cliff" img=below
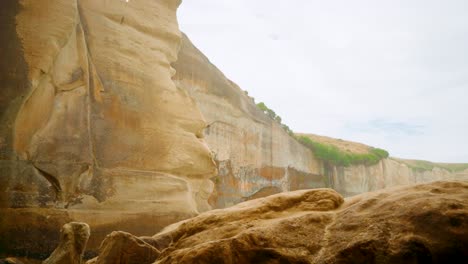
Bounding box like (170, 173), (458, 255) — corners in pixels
(0, 0), (215, 258)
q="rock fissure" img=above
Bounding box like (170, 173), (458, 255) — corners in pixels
(76, 0), (100, 171)
(34, 164), (62, 201)
(314, 212), (337, 262)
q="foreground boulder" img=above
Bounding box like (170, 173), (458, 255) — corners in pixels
(87, 231), (160, 264)
(43, 222), (90, 264)
(0, 258), (25, 264)
(148, 181), (466, 263)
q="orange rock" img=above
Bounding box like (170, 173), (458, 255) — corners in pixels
(149, 181), (467, 263)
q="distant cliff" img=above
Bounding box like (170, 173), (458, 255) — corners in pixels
(297, 134), (468, 196)
(173, 34), (468, 203)
(330, 158), (468, 196)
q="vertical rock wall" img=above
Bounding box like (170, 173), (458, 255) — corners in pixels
(0, 0), (215, 258)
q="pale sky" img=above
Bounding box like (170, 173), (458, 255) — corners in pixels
(178, 0), (468, 163)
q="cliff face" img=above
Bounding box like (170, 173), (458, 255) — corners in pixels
(0, 0), (215, 257)
(330, 158), (468, 196)
(172, 34), (324, 208)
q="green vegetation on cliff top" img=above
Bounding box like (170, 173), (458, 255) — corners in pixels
(255, 101), (467, 171)
(256, 102), (294, 136)
(256, 102), (389, 167)
(297, 135), (389, 167)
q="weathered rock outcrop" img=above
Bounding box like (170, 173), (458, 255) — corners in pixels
(81, 181), (468, 263)
(0, 0), (215, 258)
(173, 34), (324, 208)
(43, 222), (90, 264)
(87, 231), (160, 264)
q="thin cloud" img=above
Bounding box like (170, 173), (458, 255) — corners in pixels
(345, 119), (425, 136)
(178, 0), (468, 162)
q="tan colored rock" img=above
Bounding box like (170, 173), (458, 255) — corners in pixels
(149, 181), (467, 263)
(0, 0), (214, 258)
(0, 258), (25, 264)
(89, 231), (160, 264)
(0, 258), (40, 264)
(43, 222), (90, 264)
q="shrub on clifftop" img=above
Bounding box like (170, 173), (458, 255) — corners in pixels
(256, 102), (293, 136)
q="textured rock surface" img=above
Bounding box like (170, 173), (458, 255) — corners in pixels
(87, 231), (160, 264)
(173, 34), (325, 208)
(142, 181), (466, 263)
(0, 0), (215, 258)
(0, 258), (28, 264)
(43, 222), (90, 264)
(0, 258), (42, 264)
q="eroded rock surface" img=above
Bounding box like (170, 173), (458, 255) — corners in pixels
(43, 222), (90, 264)
(148, 181), (467, 263)
(87, 231), (160, 264)
(0, 0), (215, 258)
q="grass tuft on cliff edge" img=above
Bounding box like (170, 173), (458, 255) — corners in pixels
(296, 135), (389, 167)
